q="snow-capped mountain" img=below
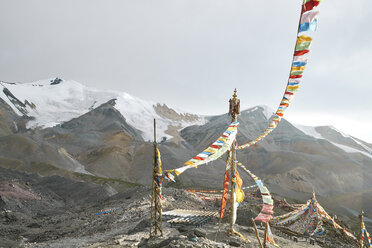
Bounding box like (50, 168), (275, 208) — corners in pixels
(0, 78), (205, 141)
(0, 80), (371, 223)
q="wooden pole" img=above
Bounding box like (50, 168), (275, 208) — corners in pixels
(229, 89), (239, 234)
(359, 209), (364, 248)
(252, 218), (263, 248)
(263, 222), (268, 248)
(150, 119), (163, 237)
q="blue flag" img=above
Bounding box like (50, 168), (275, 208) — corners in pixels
(299, 19), (317, 33)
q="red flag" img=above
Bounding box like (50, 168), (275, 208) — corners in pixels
(294, 49), (310, 56)
(193, 156), (205, 160)
(254, 213), (273, 223)
(261, 204), (274, 215)
(302, 0), (321, 13)
(290, 75), (303, 79)
(220, 170), (230, 219)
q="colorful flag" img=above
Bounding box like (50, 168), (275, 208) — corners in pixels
(301, 10), (320, 24)
(262, 204), (274, 214)
(219, 170), (230, 219)
(293, 56), (308, 63)
(295, 40), (312, 51)
(299, 19), (318, 32)
(267, 224), (281, 247)
(235, 171), (245, 203)
(255, 213), (273, 223)
(294, 49), (310, 56)
(302, 0), (322, 13)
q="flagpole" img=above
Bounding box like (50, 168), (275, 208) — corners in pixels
(360, 209), (364, 248)
(150, 119), (163, 237)
(229, 89), (240, 234)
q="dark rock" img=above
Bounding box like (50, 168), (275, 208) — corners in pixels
(229, 238), (241, 247)
(177, 226), (190, 233)
(27, 223), (41, 228)
(138, 236), (178, 248)
(0, 196), (6, 210)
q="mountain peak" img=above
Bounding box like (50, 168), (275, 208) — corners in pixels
(0, 79), (206, 141)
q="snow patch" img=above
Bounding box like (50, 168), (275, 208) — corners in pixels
(294, 124), (324, 140)
(350, 137), (372, 154)
(243, 105), (275, 120)
(258, 105), (275, 120)
(330, 142), (372, 159)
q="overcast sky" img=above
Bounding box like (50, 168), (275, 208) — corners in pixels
(1, 0), (371, 142)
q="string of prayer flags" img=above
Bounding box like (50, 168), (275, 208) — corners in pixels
(237, 163), (274, 219)
(237, 162), (279, 247)
(173, 122), (239, 175)
(237, 1), (322, 150)
(272, 193), (356, 239)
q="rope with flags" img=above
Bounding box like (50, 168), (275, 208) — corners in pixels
(237, 162), (279, 247)
(170, 122), (239, 175)
(238, 0), (322, 150)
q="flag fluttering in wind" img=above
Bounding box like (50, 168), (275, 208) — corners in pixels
(154, 147), (163, 194)
(219, 169), (230, 219)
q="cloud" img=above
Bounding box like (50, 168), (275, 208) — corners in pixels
(0, 0), (371, 142)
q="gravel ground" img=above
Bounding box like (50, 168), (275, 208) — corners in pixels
(0, 187), (354, 248)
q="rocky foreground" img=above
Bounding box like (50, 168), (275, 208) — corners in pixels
(0, 180), (357, 248)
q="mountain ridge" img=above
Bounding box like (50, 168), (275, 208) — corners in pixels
(0, 78), (371, 224)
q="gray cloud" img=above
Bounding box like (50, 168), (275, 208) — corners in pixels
(0, 0), (371, 142)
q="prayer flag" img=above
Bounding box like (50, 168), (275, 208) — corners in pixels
(293, 61), (307, 67)
(302, 0), (322, 13)
(262, 204), (274, 214)
(255, 213), (273, 223)
(294, 49), (310, 56)
(301, 10), (320, 24)
(219, 170), (230, 219)
(295, 41), (312, 51)
(299, 19), (318, 33)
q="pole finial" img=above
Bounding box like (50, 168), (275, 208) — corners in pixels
(233, 88), (237, 100)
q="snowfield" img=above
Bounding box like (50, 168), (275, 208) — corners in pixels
(0, 78), (205, 141)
